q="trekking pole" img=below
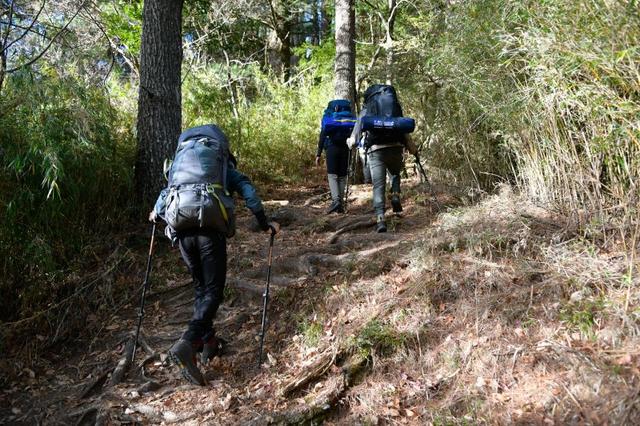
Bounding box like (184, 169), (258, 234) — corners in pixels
(344, 148), (353, 212)
(258, 229), (276, 368)
(413, 154), (441, 211)
(132, 222), (157, 369)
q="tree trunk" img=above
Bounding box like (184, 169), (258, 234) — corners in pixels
(267, 0), (293, 82)
(1, 1), (13, 94)
(334, 0), (355, 105)
(135, 0), (183, 207)
(0, 50), (6, 94)
(385, 0), (396, 85)
(279, 22), (292, 81)
(311, 0), (319, 45)
(319, 0), (330, 44)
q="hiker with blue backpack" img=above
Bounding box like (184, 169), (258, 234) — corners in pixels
(316, 99), (357, 213)
(149, 124), (279, 386)
(348, 84), (417, 233)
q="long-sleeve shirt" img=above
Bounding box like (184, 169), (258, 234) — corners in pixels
(227, 166), (266, 217)
(316, 127), (328, 157)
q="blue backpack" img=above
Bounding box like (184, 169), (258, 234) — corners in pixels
(321, 99), (356, 143)
(163, 125), (236, 236)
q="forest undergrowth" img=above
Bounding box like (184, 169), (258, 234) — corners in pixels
(1, 176), (639, 425)
(1, 0), (639, 423)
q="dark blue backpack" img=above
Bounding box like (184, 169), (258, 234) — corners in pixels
(361, 85), (413, 147)
(321, 99), (356, 143)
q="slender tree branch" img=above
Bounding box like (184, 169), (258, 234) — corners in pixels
(0, 20), (47, 40)
(267, 0), (281, 30)
(359, 0), (377, 10)
(82, 5), (139, 77)
(0, 20), (75, 50)
(3, 0), (46, 52)
(357, 43), (382, 91)
(1, 0), (15, 51)
(6, 0), (86, 74)
(223, 49), (239, 119)
(246, 15), (275, 31)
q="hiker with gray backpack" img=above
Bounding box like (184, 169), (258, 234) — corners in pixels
(315, 99), (357, 213)
(149, 124), (279, 386)
(348, 84), (418, 233)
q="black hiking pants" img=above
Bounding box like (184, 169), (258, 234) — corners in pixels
(326, 143), (349, 177)
(177, 228), (227, 343)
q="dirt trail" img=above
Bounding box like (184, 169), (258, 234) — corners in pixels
(1, 178), (438, 425)
(6, 177), (640, 425)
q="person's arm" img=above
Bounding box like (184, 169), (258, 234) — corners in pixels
(347, 108), (365, 149)
(227, 167), (272, 231)
(149, 188), (169, 222)
(316, 120), (327, 166)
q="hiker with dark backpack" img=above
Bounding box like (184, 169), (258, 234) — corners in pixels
(315, 99), (356, 213)
(149, 124), (279, 386)
(348, 84), (417, 233)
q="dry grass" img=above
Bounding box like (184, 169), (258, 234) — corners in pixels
(310, 185), (640, 424)
(5, 181), (639, 425)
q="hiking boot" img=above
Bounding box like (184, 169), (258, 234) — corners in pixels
(200, 334), (226, 364)
(376, 215), (387, 233)
(391, 194), (403, 213)
(327, 200), (344, 214)
(168, 339), (206, 386)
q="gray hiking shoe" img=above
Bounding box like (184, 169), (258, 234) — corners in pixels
(376, 215), (387, 233)
(327, 200), (344, 214)
(391, 194), (403, 213)
(168, 339), (206, 386)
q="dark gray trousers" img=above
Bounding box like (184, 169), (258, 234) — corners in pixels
(367, 146), (403, 216)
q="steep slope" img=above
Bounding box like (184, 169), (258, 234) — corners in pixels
(2, 178), (639, 425)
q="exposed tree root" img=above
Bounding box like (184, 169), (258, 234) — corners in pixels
(328, 218), (376, 244)
(296, 240), (404, 276)
(279, 350), (336, 396)
(108, 337), (135, 387)
(303, 192), (330, 207)
(70, 393), (123, 426)
(266, 242), (399, 279)
(79, 368), (110, 399)
(136, 333), (155, 356)
(125, 403), (215, 424)
(137, 380), (162, 394)
(228, 278), (267, 298)
(331, 233), (398, 248)
(138, 352), (159, 368)
(73, 405), (98, 426)
(254, 375), (345, 425)
(251, 355), (368, 425)
(147, 280), (191, 300)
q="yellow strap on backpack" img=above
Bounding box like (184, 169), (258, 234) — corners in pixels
(206, 184), (229, 223)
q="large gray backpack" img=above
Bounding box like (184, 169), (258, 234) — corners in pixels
(164, 125), (236, 237)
